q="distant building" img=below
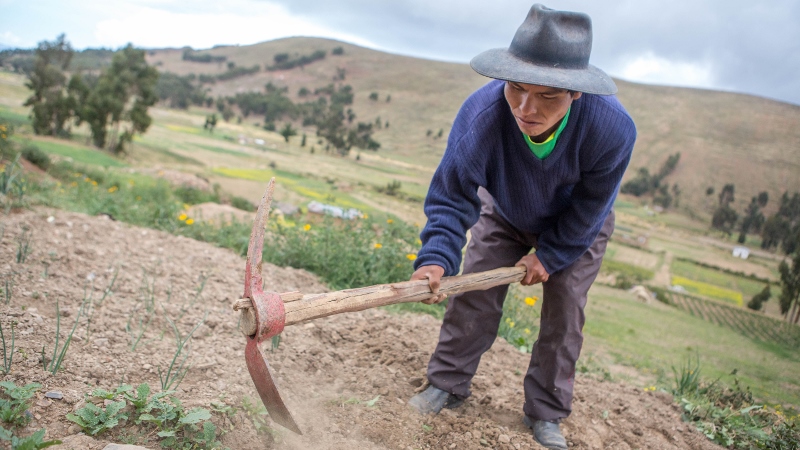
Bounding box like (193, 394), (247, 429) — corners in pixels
(732, 246), (750, 259)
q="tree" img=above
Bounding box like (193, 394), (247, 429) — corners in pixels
(203, 114), (217, 133)
(279, 123), (297, 142)
(74, 45), (159, 154)
(718, 183), (735, 207)
(23, 34), (78, 137)
(747, 284), (771, 311)
(761, 191), (800, 254)
(738, 193), (768, 244)
(779, 250), (800, 323)
(711, 205), (738, 235)
(369, 92), (379, 101)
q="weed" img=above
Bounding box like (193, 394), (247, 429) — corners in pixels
(3, 277), (14, 305)
(98, 266), (119, 305)
(125, 305), (153, 352)
(0, 154), (25, 213)
(497, 288), (541, 353)
(241, 396), (276, 437)
(66, 400), (127, 436)
(672, 352), (702, 397)
(15, 228), (32, 264)
(1, 320), (14, 375)
(158, 311), (207, 391)
(0, 381), (41, 427)
(0, 427), (61, 449)
(41, 298), (85, 375)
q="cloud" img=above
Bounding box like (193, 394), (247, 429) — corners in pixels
(613, 52), (717, 89)
(0, 31), (24, 46)
(93, 1), (376, 49)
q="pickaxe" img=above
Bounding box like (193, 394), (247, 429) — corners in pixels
(233, 179), (526, 434)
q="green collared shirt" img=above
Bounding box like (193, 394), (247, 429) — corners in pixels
(523, 107), (571, 159)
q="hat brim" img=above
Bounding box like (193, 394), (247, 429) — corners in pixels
(470, 48), (617, 95)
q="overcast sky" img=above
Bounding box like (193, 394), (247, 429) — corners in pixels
(2, 0), (799, 105)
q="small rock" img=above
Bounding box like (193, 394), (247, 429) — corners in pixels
(44, 391), (63, 400)
(67, 424), (81, 434)
(473, 430), (482, 439)
(47, 216), (55, 223)
(464, 431), (474, 439)
(606, 419), (615, 427)
(142, 363), (152, 370)
(93, 338), (109, 347)
(408, 377), (424, 387)
(37, 399), (52, 408)
(498, 434), (511, 443)
(632, 427), (643, 436)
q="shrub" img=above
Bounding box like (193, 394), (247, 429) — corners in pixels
(230, 196), (254, 212)
(20, 144), (50, 170)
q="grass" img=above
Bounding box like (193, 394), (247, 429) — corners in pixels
(581, 284), (800, 406)
(671, 258), (770, 299)
(15, 137), (127, 167)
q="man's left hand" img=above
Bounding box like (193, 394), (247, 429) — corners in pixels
(515, 253), (550, 285)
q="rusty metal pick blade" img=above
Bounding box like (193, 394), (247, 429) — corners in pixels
(245, 337), (302, 434)
(242, 178), (301, 434)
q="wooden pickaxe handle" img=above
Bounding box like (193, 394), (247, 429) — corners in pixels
(234, 266), (526, 336)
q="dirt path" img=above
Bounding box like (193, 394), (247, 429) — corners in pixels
(654, 251), (673, 287)
(0, 208), (719, 449)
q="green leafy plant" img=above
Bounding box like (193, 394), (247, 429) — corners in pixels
(240, 396), (276, 437)
(0, 427), (61, 449)
(0, 382), (41, 427)
(2, 276), (11, 305)
(1, 320), (15, 375)
(66, 400), (127, 435)
(672, 352), (702, 397)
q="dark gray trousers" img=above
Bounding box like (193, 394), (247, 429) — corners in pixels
(426, 188), (614, 421)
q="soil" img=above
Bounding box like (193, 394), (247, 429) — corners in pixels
(0, 208), (721, 450)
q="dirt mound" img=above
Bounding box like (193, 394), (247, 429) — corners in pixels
(0, 209), (720, 449)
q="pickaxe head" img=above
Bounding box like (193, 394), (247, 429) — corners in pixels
(242, 178), (302, 434)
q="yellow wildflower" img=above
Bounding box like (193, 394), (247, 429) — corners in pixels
(185, 219), (194, 225)
(525, 296), (539, 306)
(84, 177), (91, 182)
(303, 224), (311, 231)
(406, 254), (417, 261)
(128, 180), (135, 186)
(524, 328), (531, 334)
(70, 181), (78, 187)
(363, 213), (369, 219)
(509, 321), (515, 328)
(136, 196), (142, 201)
(505, 317), (511, 323)
(91, 180), (98, 186)
(179, 213), (188, 221)
(416, 238), (422, 245)
(107, 186), (118, 193)
(374, 243), (383, 249)
(386, 219), (393, 224)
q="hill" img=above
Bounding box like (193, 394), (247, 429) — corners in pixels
(146, 37), (800, 219)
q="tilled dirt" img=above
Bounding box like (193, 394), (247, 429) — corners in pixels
(0, 208), (720, 450)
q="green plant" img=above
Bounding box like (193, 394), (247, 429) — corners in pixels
(0, 427), (61, 449)
(66, 400), (127, 436)
(158, 311), (206, 391)
(2, 276), (12, 305)
(240, 396), (276, 437)
(0, 382), (41, 427)
(20, 144), (50, 171)
(15, 228), (32, 263)
(42, 298), (85, 375)
(497, 288), (541, 353)
(125, 304), (153, 352)
(1, 320), (14, 375)
(98, 266), (119, 305)
(672, 352), (702, 397)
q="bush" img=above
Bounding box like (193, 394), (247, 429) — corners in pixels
(231, 196), (255, 212)
(332, 46), (344, 55)
(174, 186), (219, 205)
(20, 144), (50, 170)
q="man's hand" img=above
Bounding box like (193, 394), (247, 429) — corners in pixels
(410, 265), (447, 304)
(515, 253), (550, 285)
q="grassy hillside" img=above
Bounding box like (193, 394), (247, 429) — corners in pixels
(146, 37), (800, 221)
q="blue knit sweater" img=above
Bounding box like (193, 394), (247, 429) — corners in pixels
(414, 80), (636, 276)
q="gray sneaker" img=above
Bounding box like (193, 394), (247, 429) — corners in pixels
(408, 385), (464, 415)
(523, 415), (568, 450)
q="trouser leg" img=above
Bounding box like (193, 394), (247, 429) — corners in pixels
(427, 188), (534, 398)
(523, 211), (615, 421)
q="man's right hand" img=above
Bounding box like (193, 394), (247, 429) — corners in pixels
(410, 265), (447, 304)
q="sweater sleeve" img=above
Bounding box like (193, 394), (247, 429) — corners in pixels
(534, 115), (636, 274)
(414, 137), (484, 277)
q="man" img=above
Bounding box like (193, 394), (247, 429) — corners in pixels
(407, 4), (636, 450)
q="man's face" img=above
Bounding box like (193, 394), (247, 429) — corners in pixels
(503, 81), (581, 140)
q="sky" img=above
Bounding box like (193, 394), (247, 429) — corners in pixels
(2, 0), (799, 105)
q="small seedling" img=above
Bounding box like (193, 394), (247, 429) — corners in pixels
(126, 306), (154, 352)
(15, 228), (32, 264)
(0, 381), (41, 427)
(158, 310), (207, 391)
(42, 298), (85, 375)
(98, 267), (119, 305)
(1, 320), (14, 375)
(66, 400), (127, 435)
(1, 277), (11, 305)
(0, 427), (61, 449)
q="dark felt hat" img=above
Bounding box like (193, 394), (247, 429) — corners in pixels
(470, 4), (617, 95)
